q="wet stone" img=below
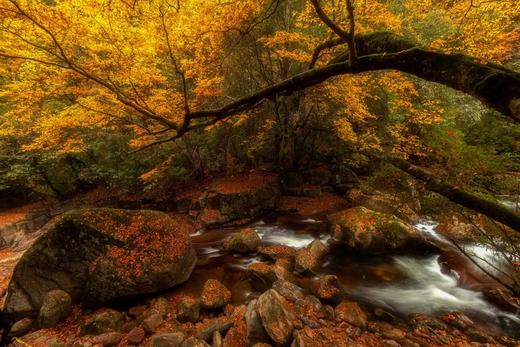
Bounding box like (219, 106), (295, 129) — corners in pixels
(10, 317), (34, 337)
(440, 312), (473, 331)
(177, 296), (201, 323)
(181, 336), (211, 347)
(151, 332), (186, 347)
(195, 316), (233, 342)
(258, 245), (296, 260)
(127, 327), (146, 345)
(93, 332), (123, 347)
(334, 301), (368, 329)
(128, 305), (147, 318)
(143, 313), (164, 333)
(81, 309), (124, 335)
(314, 275), (342, 302)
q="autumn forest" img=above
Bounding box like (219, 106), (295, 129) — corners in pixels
(0, 0), (520, 346)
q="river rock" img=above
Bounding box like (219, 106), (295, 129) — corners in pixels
(313, 275), (342, 302)
(258, 245), (296, 260)
(197, 175), (280, 227)
(334, 301), (368, 329)
(4, 208), (197, 314)
(200, 279), (231, 309)
(245, 299), (270, 345)
(143, 313), (164, 333)
(9, 317), (34, 337)
(294, 240), (328, 273)
(127, 327), (146, 345)
(182, 336), (211, 347)
(38, 289), (72, 328)
(177, 296), (200, 322)
(247, 262), (292, 292)
(195, 316), (233, 342)
(408, 313), (447, 330)
(436, 217), (477, 242)
(256, 289), (295, 345)
(272, 280), (305, 302)
(483, 288), (520, 312)
(148, 297), (169, 318)
(440, 311), (473, 331)
(223, 228), (261, 253)
(151, 332), (186, 347)
(328, 206), (425, 252)
(81, 309), (124, 335)
(93, 332), (123, 346)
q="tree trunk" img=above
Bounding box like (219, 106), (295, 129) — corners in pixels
(381, 155), (520, 231)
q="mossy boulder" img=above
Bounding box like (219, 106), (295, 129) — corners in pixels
(222, 228), (261, 253)
(4, 208), (196, 314)
(327, 206), (426, 252)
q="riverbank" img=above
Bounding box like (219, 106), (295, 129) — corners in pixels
(1, 172), (519, 347)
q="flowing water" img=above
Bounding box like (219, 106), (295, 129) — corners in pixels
(0, 211), (518, 336)
(188, 216), (520, 336)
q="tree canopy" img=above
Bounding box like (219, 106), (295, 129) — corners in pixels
(0, 0), (519, 219)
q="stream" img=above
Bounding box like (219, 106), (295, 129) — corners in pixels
(189, 216), (520, 337)
(0, 211), (519, 337)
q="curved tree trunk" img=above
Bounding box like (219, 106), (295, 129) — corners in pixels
(381, 155), (520, 232)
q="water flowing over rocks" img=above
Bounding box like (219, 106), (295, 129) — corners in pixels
(2, 187), (520, 346)
(328, 206), (428, 252)
(222, 228), (262, 254)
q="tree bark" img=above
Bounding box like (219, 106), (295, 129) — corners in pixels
(187, 32), (520, 126)
(381, 155), (520, 232)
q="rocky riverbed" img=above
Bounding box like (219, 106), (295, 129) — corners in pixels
(1, 176), (519, 347)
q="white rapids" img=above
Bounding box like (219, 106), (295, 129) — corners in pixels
(353, 219), (520, 327)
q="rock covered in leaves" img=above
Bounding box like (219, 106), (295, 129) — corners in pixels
(294, 239), (328, 273)
(258, 244), (296, 260)
(223, 227), (262, 253)
(4, 208), (197, 314)
(328, 206), (425, 252)
(197, 174), (280, 227)
(200, 279), (231, 309)
(313, 275), (342, 302)
(256, 289), (295, 345)
(334, 301), (368, 329)
(247, 262), (293, 292)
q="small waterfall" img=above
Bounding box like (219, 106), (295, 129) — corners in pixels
(253, 223), (329, 248)
(356, 255), (520, 326)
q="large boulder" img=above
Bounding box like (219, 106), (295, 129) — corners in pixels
(4, 208), (197, 314)
(327, 206), (426, 252)
(197, 175), (280, 227)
